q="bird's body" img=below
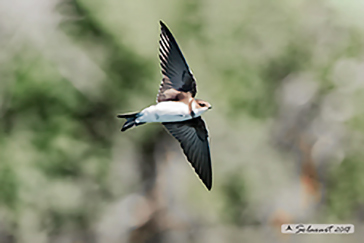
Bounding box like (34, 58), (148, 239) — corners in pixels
(137, 101), (192, 123)
(136, 97), (209, 123)
(138, 102), (192, 123)
(117, 21), (213, 190)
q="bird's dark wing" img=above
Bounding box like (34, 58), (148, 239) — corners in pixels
(163, 117), (212, 190)
(157, 21), (197, 103)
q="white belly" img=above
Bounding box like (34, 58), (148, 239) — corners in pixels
(136, 102), (193, 123)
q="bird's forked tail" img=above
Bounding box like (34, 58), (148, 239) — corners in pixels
(117, 112), (144, 132)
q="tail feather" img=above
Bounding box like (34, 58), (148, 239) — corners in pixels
(117, 112), (139, 119)
(117, 112), (144, 132)
(121, 118), (135, 131)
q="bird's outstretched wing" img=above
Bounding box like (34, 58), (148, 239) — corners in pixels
(163, 117), (212, 190)
(157, 21), (197, 103)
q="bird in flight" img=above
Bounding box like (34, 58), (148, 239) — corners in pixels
(117, 21), (213, 190)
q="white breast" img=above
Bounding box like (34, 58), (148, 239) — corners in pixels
(136, 101), (193, 123)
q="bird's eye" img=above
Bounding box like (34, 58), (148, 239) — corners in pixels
(199, 103), (205, 107)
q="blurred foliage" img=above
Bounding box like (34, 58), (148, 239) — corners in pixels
(327, 151), (364, 219)
(220, 173), (256, 226)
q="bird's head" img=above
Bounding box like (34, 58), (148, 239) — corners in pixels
(194, 99), (212, 116)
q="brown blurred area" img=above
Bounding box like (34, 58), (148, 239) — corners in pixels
(1, 0), (364, 242)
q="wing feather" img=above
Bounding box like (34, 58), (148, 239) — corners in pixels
(163, 117), (212, 190)
(157, 21), (197, 103)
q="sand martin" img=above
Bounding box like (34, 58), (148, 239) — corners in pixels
(117, 21), (212, 190)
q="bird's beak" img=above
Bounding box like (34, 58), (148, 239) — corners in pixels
(208, 106), (212, 110)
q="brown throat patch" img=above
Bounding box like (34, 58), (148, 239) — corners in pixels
(188, 98), (195, 117)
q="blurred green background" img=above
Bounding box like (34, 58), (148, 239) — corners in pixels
(1, 0), (364, 242)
